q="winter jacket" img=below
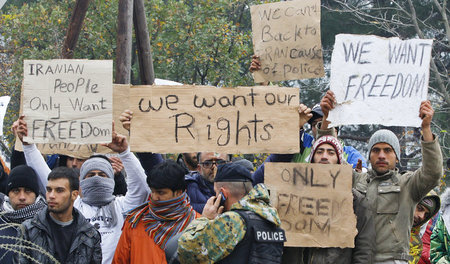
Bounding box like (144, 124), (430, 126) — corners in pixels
(185, 171), (217, 213)
(0, 213), (22, 263)
(430, 188), (450, 264)
(16, 207), (102, 264)
(351, 136), (442, 262)
(178, 184), (284, 263)
(409, 192), (441, 264)
(0, 194), (47, 263)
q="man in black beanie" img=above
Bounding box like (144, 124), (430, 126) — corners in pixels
(0, 165), (47, 262)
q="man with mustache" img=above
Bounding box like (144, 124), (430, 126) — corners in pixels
(319, 91), (443, 264)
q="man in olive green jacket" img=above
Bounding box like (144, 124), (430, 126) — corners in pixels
(319, 91), (443, 264)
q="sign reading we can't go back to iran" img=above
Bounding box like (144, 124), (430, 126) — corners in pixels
(265, 163), (357, 247)
(250, 0), (324, 83)
(129, 85), (300, 154)
(23, 60), (113, 144)
(328, 34), (433, 127)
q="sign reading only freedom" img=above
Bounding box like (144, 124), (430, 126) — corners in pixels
(23, 60), (113, 144)
(328, 34), (433, 127)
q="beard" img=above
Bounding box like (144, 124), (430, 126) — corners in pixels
(183, 154), (198, 169)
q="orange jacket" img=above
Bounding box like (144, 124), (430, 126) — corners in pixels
(112, 211), (200, 264)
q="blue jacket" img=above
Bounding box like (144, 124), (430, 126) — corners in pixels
(185, 171), (216, 213)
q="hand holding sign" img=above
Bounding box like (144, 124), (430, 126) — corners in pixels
(298, 104), (312, 129)
(419, 100), (434, 142)
(119, 109), (133, 132)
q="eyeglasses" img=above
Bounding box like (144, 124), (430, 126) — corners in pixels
(200, 160), (227, 168)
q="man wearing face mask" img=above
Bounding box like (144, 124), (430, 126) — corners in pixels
(13, 117), (160, 264)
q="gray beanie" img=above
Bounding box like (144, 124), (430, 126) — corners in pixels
(80, 157), (114, 180)
(368, 129), (400, 160)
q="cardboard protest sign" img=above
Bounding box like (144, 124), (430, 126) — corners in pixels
(130, 85), (300, 154)
(22, 60), (113, 144)
(251, 0), (324, 83)
(328, 34), (433, 127)
(0, 96), (10, 136)
(0, 0), (7, 10)
(265, 162), (357, 247)
(16, 84), (129, 158)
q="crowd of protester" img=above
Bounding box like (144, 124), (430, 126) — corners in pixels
(0, 58), (447, 264)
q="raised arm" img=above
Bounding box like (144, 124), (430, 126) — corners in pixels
(408, 100), (442, 202)
(12, 115), (50, 188)
(104, 124), (150, 210)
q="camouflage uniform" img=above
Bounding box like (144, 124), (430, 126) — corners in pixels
(178, 184), (282, 264)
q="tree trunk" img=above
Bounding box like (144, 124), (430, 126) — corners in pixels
(133, 0), (155, 85)
(116, 0), (134, 84)
(61, 0), (91, 59)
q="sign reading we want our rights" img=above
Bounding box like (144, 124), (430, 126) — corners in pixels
(130, 85), (300, 154)
(23, 60), (113, 144)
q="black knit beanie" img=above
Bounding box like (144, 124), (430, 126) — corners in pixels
(7, 165), (40, 196)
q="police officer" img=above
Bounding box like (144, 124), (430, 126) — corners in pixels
(178, 162), (285, 263)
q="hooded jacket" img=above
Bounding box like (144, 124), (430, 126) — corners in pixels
(409, 191), (440, 264)
(178, 184), (283, 263)
(430, 188), (450, 264)
(16, 207), (102, 264)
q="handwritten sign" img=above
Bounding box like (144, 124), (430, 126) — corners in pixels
(130, 85), (300, 154)
(22, 60), (113, 144)
(250, 0), (324, 83)
(265, 163), (357, 247)
(328, 34), (433, 127)
(0, 96), (10, 136)
(16, 84), (128, 158)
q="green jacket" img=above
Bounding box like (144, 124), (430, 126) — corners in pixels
(317, 126), (443, 262)
(430, 188), (450, 264)
(352, 136), (442, 262)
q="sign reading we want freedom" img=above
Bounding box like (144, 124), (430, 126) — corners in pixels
(23, 60), (113, 144)
(129, 85), (300, 154)
(265, 163), (357, 247)
(328, 34), (433, 127)
(251, 0), (324, 83)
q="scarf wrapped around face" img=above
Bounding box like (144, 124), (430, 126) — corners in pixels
(0, 195), (47, 224)
(127, 192), (196, 249)
(80, 176), (117, 227)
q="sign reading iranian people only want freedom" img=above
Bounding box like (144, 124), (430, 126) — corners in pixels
(265, 163), (357, 247)
(130, 85), (299, 154)
(328, 34), (433, 127)
(250, 0), (324, 83)
(23, 60), (113, 144)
